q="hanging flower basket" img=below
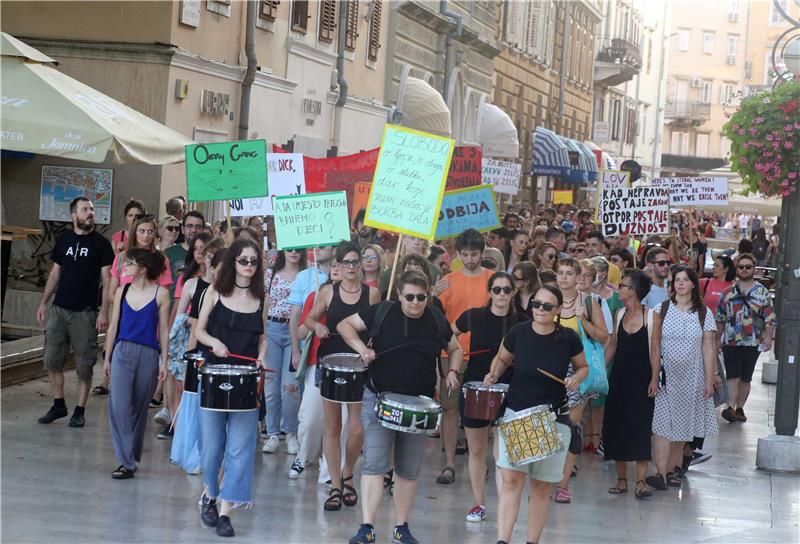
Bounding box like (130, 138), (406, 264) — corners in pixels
(722, 79), (800, 198)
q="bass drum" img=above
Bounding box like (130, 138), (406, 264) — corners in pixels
(200, 364), (259, 412)
(319, 353), (367, 403)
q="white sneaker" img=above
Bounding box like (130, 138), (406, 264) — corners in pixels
(262, 435), (280, 453)
(286, 434), (299, 455)
(153, 407), (172, 426)
(289, 458), (304, 479)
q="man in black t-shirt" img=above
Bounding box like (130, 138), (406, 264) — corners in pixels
(36, 197), (115, 428)
(337, 271), (463, 544)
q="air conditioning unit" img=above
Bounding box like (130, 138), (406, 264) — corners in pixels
(728, 11), (739, 22)
(726, 55), (737, 65)
(691, 77), (703, 88)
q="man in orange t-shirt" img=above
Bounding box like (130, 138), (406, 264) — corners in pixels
(433, 228), (493, 485)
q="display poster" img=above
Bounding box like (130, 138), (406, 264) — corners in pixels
(185, 139), (268, 202)
(273, 191), (350, 250)
(598, 186), (670, 237)
(39, 165), (113, 224)
(482, 158), (521, 195)
(434, 184), (501, 240)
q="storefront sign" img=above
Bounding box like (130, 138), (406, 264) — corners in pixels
(273, 191), (350, 249)
(553, 190), (573, 204)
(599, 186), (669, 237)
(434, 185), (501, 240)
(364, 125), (454, 240)
(651, 176), (729, 206)
(482, 158), (521, 195)
(185, 139), (268, 202)
(445, 146), (482, 190)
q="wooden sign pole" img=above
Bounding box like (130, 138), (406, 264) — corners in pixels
(224, 200), (234, 246)
(385, 234), (404, 300)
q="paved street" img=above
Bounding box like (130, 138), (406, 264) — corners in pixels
(2, 359), (798, 544)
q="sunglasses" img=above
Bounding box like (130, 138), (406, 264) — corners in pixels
(544, 253), (556, 260)
(653, 260), (671, 267)
(164, 225), (179, 232)
(236, 257), (259, 267)
(491, 286), (513, 295)
(362, 254), (379, 261)
(402, 293), (427, 302)
(737, 264), (754, 270)
(286, 249), (302, 254)
(530, 300), (556, 311)
(340, 258), (361, 269)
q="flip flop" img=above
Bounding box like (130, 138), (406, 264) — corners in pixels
(436, 466), (455, 485)
(92, 385), (109, 396)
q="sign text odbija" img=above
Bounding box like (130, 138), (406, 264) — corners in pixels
(600, 186), (669, 237)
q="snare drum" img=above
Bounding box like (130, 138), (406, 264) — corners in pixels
(375, 392), (442, 434)
(498, 405), (564, 466)
(200, 365), (259, 412)
(462, 382), (509, 421)
(319, 353), (367, 403)
(183, 349), (204, 394)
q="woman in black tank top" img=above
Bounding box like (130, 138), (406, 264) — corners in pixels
(304, 242), (380, 511)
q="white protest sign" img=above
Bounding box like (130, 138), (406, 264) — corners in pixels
(482, 158), (522, 195)
(229, 153), (305, 216)
(599, 169), (630, 188)
(651, 176), (729, 206)
(599, 186), (669, 237)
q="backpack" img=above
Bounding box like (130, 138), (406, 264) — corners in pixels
(368, 300), (451, 351)
(660, 298), (706, 329)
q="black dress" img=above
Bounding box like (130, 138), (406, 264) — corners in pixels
(602, 320), (654, 461)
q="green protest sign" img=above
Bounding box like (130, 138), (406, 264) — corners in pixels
(364, 125), (454, 240)
(185, 139), (268, 202)
(273, 191), (350, 250)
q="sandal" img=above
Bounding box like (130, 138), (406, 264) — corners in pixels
(92, 385), (109, 396)
(323, 487), (343, 511)
(435, 466), (455, 485)
(456, 439), (468, 455)
(608, 477), (628, 494)
(111, 465), (134, 479)
(554, 487), (572, 503)
(635, 480), (653, 499)
(342, 475), (358, 507)
(583, 434), (599, 452)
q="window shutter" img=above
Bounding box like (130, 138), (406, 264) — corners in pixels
(260, 0), (279, 20)
(505, 1), (521, 46)
(526, 2), (542, 57)
(368, 0), (382, 61)
(345, 1), (359, 51)
(291, 0), (309, 32)
(535, 1), (548, 61)
(319, 0), (337, 42)
(545, 1), (556, 65)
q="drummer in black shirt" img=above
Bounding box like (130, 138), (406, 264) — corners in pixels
(451, 271), (522, 523)
(484, 285), (587, 544)
(338, 270), (463, 544)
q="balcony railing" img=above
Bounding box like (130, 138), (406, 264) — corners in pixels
(595, 37), (642, 72)
(665, 100), (711, 122)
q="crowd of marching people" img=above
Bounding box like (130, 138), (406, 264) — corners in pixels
(35, 191), (777, 543)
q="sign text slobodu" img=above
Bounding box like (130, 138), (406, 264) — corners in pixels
(273, 191), (350, 250)
(185, 139), (268, 202)
(434, 184), (501, 240)
(599, 186), (669, 237)
(365, 125), (454, 240)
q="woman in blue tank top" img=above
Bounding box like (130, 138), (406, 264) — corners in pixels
(103, 248), (170, 480)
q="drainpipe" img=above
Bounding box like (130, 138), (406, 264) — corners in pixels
(440, 0), (462, 105)
(331, 0), (349, 153)
(238, 0), (257, 140)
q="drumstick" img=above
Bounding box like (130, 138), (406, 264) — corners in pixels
(374, 342), (410, 358)
(464, 348), (490, 357)
(537, 368), (566, 385)
(227, 352), (275, 371)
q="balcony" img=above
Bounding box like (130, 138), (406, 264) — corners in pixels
(594, 37), (642, 87)
(660, 154), (726, 175)
(665, 100), (711, 127)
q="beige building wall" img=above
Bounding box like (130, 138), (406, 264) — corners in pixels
(743, 0), (800, 91)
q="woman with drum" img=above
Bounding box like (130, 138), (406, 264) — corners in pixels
(338, 270), (463, 544)
(510, 261), (540, 320)
(452, 271), (521, 523)
(553, 257), (607, 504)
(304, 241), (380, 511)
(484, 285), (587, 544)
(194, 238), (268, 537)
(102, 248), (170, 479)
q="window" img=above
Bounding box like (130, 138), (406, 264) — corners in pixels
(729, 0), (741, 17)
(318, 0), (337, 42)
(625, 108), (637, 143)
(727, 34), (739, 56)
(700, 80), (713, 103)
(677, 29), (690, 51)
(367, 0), (382, 61)
(770, 0), (789, 25)
(344, 1), (359, 51)
(671, 131), (688, 155)
(291, 0), (309, 32)
(695, 134), (710, 157)
(720, 135), (732, 158)
(260, 0), (279, 20)
(611, 98), (622, 141)
(702, 31), (714, 54)
(647, 37), (653, 74)
(525, 0), (548, 62)
(504, 0), (526, 48)
(720, 83), (736, 104)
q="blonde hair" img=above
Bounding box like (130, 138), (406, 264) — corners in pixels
(362, 244), (387, 271)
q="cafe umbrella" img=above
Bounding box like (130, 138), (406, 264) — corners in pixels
(0, 32), (192, 165)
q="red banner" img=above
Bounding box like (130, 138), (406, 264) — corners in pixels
(446, 146), (482, 190)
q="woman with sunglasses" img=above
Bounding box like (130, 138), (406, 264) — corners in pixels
(609, 247), (634, 271)
(360, 244), (385, 289)
(158, 216), (181, 251)
(484, 285), (587, 544)
(532, 242), (558, 272)
(103, 248), (169, 479)
(646, 266), (718, 492)
(111, 199), (144, 253)
(194, 238), (268, 537)
(452, 272), (522, 523)
(504, 229), (530, 273)
(511, 261), (540, 320)
(304, 241), (380, 512)
(553, 256), (608, 504)
(261, 248), (307, 455)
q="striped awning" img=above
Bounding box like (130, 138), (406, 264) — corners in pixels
(531, 127), (571, 177)
(560, 137), (588, 184)
(576, 141), (599, 181)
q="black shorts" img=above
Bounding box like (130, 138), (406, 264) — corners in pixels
(458, 388), (507, 429)
(722, 345), (760, 383)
